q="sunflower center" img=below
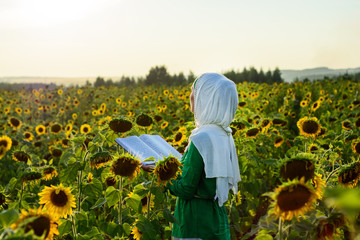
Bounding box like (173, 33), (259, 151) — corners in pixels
(51, 149), (62, 158)
(51, 124), (61, 133)
(339, 168), (360, 184)
(246, 128), (260, 137)
(109, 119), (132, 133)
(239, 102), (246, 107)
(111, 157), (139, 177)
(281, 159), (315, 182)
(275, 137), (283, 144)
(0, 140), (8, 148)
(141, 196), (148, 206)
(14, 152), (30, 162)
(83, 127), (89, 132)
(136, 114), (153, 127)
(105, 177), (117, 187)
(355, 143), (360, 154)
(38, 127), (44, 133)
(302, 120), (319, 134)
(50, 190), (68, 207)
(43, 168), (55, 175)
(10, 118), (20, 127)
(25, 216), (50, 238)
(174, 133), (183, 142)
(343, 122), (351, 129)
(277, 184), (312, 211)
(158, 159), (179, 181)
(25, 133), (31, 138)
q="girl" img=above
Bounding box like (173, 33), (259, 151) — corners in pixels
(167, 73), (241, 240)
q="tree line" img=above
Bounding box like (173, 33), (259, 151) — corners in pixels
(93, 65), (284, 88)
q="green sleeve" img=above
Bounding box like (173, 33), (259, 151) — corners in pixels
(166, 142), (204, 200)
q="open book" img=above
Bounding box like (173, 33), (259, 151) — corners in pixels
(115, 134), (182, 165)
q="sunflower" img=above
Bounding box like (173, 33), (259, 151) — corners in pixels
(0, 147), (6, 160)
(90, 151), (113, 169)
(352, 141), (360, 155)
(60, 139), (70, 148)
(116, 98), (122, 104)
(80, 124), (91, 134)
(154, 156), (182, 186)
(173, 131), (187, 146)
(131, 226), (143, 240)
(141, 194), (155, 213)
(50, 147), (62, 158)
(338, 162), (360, 188)
(22, 171), (42, 183)
(35, 125), (46, 135)
(342, 120), (352, 131)
(11, 207), (59, 240)
(73, 99), (80, 106)
(15, 107), (22, 114)
(13, 151), (31, 163)
(300, 100), (308, 107)
(110, 153), (141, 179)
(312, 173), (326, 200)
(355, 118), (360, 128)
(109, 118), (133, 133)
(58, 89), (63, 95)
(87, 172), (93, 183)
(270, 179), (318, 221)
(272, 118), (287, 127)
(38, 183), (76, 218)
(121, 102), (127, 108)
(136, 114), (153, 127)
(0, 135), (12, 152)
(310, 101), (321, 112)
(105, 176), (117, 187)
(245, 127), (260, 138)
(9, 117), (22, 129)
(50, 123), (62, 134)
(308, 144), (319, 153)
(274, 136), (284, 148)
(238, 101), (247, 108)
(297, 116), (321, 138)
(279, 154), (316, 182)
(24, 131), (34, 141)
(160, 121), (169, 129)
(0, 192), (8, 209)
(260, 119), (271, 130)
(43, 167), (58, 181)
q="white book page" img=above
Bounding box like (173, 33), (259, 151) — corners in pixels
(115, 136), (161, 162)
(139, 135), (182, 160)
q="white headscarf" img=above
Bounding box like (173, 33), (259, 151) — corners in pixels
(189, 73), (241, 207)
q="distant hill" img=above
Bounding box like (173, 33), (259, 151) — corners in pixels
(280, 67), (360, 82)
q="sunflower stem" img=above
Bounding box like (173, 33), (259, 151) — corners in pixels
(70, 214), (77, 237)
(77, 170), (83, 212)
(147, 174), (156, 219)
(19, 181), (24, 209)
(278, 217), (283, 240)
(118, 176), (123, 225)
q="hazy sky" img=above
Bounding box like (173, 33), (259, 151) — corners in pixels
(1, 0), (359, 77)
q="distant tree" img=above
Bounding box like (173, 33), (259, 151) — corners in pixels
(144, 65), (171, 85)
(187, 71), (196, 85)
(272, 68), (283, 83)
(105, 78), (113, 87)
(94, 77), (105, 87)
(248, 67), (259, 83)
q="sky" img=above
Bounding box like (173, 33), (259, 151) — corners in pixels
(0, 0), (360, 78)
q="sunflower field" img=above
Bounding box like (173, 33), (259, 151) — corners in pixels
(0, 76), (360, 240)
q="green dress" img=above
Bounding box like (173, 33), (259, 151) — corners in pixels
(167, 142), (231, 240)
